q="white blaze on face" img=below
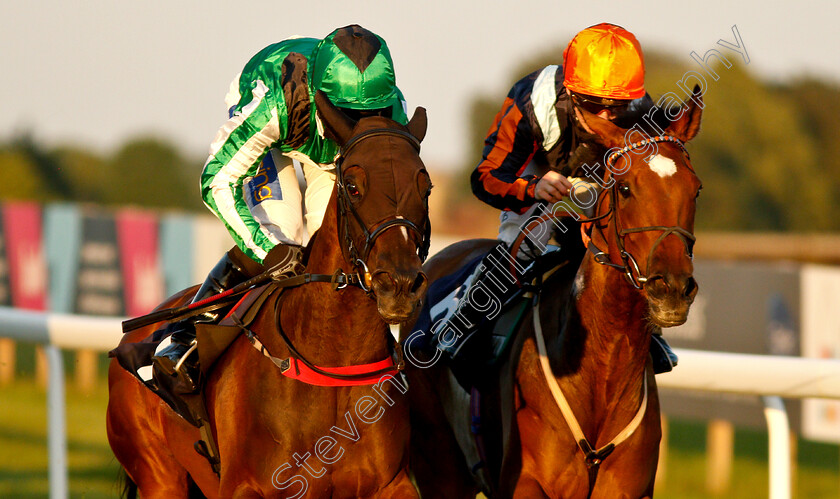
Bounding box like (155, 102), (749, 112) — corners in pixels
(396, 216), (409, 241)
(648, 154), (677, 178)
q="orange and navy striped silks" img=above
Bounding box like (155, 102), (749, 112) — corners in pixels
(470, 91), (540, 214)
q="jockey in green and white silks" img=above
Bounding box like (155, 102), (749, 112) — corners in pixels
(151, 25), (408, 393)
(201, 25), (408, 264)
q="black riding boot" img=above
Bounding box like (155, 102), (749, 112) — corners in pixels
(152, 253), (249, 392)
(650, 333), (678, 374)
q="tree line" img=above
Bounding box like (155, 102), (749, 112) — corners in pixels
(0, 134), (204, 212)
(1, 51), (838, 231)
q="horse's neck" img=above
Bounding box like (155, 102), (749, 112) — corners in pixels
(282, 204), (389, 364)
(563, 255), (651, 391)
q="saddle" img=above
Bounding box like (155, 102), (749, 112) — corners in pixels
(414, 241), (575, 389)
(110, 282), (279, 424)
(108, 282), (280, 475)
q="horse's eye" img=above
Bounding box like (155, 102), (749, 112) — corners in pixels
(617, 182), (631, 198)
(347, 182), (361, 198)
(695, 186), (703, 199)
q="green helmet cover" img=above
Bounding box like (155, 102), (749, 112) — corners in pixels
(310, 26), (400, 112)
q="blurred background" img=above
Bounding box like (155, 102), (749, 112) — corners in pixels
(1, 1), (839, 497)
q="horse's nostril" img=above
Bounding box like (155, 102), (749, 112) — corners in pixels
(683, 276), (698, 298)
(411, 273), (427, 295)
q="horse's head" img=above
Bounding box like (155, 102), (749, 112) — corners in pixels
(577, 86), (703, 327)
(316, 91), (431, 324)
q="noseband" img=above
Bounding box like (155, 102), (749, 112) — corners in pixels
(588, 135), (696, 289)
(335, 128), (431, 290)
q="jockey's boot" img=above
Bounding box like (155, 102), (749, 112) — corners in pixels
(152, 252), (250, 392)
(650, 332), (678, 374)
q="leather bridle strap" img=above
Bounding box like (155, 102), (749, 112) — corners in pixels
(340, 128), (421, 156)
(588, 135), (696, 289)
(334, 127), (430, 278)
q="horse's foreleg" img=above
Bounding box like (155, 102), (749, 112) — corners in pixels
(107, 362), (196, 499)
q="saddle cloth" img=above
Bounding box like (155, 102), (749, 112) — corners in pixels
(413, 242), (535, 368)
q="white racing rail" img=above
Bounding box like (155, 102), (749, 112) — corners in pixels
(2, 306), (840, 499)
(0, 307), (125, 499)
(658, 349), (840, 499)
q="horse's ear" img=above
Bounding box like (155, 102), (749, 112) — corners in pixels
(574, 105), (625, 149)
(315, 90), (356, 146)
(406, 107), (427, 143)
(666, 84), (703, 142)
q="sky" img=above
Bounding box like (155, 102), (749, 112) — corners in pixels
(2, 0), (838, 170)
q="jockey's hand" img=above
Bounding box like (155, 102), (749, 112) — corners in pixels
(534, 171), (572, 203)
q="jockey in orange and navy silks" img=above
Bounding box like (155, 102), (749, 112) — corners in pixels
(462, 23), (679, 375)
(471, 23), (650, 215)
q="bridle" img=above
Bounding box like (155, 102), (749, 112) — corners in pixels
(334, 127), (431, 292)
(587, 135), (697, 289)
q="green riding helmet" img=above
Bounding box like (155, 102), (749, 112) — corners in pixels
(310, 25), (407, 122)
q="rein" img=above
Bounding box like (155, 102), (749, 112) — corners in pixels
(121, 268), (366, 332)
(504, 137), (692, 481)
(588, 135), (696, 289)
(245, 126), (424, 386)
(124, 127), (426, 386)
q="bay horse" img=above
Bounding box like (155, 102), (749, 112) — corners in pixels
(107, 91), (431, 498)
(404, 88), (703, 498)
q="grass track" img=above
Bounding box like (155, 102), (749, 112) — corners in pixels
(0, 377), (838, 498)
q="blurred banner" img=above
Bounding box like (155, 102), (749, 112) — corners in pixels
(801, 264), (840, 443)
(44, 204), (82, 314)
(160, 213), (195, 297)
(0, 201), (231, 318)
(0, 210), (10, 307)
(74, 210), (124, 316)
(116, 210), (164, 317)
(2, 203), (47, 311)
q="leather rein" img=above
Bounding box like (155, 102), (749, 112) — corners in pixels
(504, 135), (695, 484)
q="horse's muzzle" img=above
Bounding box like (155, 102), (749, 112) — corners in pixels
(643, 273), (698, 327)
(371, 269), (428, 324)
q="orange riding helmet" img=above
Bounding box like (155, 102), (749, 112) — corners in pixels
(563, 23), (645, 100)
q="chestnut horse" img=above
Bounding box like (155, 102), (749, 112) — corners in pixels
(107, 92), (431, 498)
(405, 89), (703, 498)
